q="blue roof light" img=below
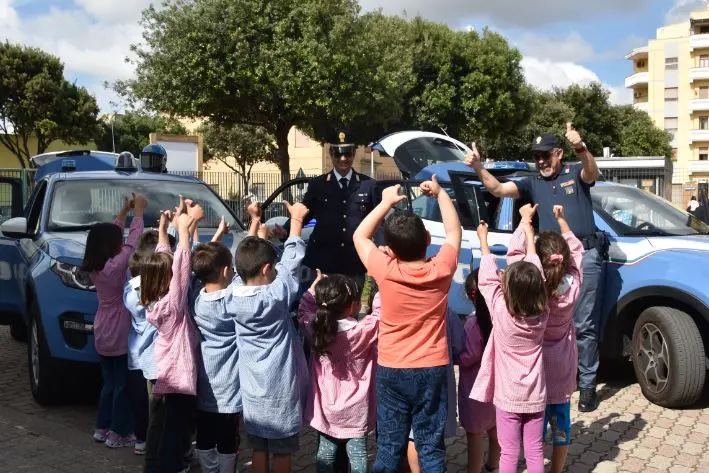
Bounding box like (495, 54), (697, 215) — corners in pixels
(484, 161), (531, 171)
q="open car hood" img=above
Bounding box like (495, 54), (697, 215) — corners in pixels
(370, 131), (472, 179)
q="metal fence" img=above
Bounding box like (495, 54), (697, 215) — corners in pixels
(0, 165), (703, 225)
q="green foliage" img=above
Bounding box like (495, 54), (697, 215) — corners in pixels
(199, 121), (277, 190)
(94, 112), (188, 158)
(614, 105), (672, 158)
(0, 42), (99, 168)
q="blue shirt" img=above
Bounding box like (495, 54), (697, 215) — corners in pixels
(227, 237), (309, 439)
(193, 284), (242, 414)
(514, 163), (596, 237)
(124, 275), (158, 379)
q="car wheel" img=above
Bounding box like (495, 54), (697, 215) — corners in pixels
(10, 319), (27, 342)
(631, 306), (706, 408)
(27, 300), (61, 405)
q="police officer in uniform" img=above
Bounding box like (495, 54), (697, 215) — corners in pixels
(466, 124), (608, 414)
(301, 131), (376, 291)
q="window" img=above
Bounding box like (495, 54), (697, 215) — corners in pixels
(700, 148), (709, 161)
(701, 26), (709, 34)
(700, 116), (709, 130)
(664, 87), (678, 101)
(636, 60), (646, 69)
(701, 56), (709, 68)
(665, 57), (678, 70)
(700, 86), (709, 99)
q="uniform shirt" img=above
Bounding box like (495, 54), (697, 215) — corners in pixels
(91, 217), (143, 357)
(124, 275), (157, 378)
(228, 237), (309, 439)
(365, 244), (458, 369)
(471, 227), (549, 414)
(515, 163), (596, 237)
(193, 284), (242, 414)
(507, 229), (584, 404)
(298, 289), (378, 439)
(146, 244), (201, 396)
(301, 170), (375, 275)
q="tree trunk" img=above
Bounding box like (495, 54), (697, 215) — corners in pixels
(275, 121), (291, 184)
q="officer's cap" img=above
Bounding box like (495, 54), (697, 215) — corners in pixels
(328, 130), (355, 157)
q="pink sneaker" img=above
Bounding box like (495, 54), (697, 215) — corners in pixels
(105, 432), (136, 449)
(93, 428), (109, 443)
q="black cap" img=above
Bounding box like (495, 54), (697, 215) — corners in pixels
(531, 133), (562, 152)
(328, 130), (355, 156)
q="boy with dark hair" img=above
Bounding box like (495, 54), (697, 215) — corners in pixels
(353, 175), (462, 473)
(228, 200), (311, 473)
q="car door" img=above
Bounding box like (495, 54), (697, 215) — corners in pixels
(0, 177), (27, 323)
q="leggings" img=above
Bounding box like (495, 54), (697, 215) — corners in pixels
(495, 408), (544, 473)
(196, 410), (241, 454)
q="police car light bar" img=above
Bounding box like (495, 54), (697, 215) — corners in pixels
(484, 161), (532, 171)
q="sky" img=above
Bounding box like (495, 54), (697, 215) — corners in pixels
(1, 0), (707, 113)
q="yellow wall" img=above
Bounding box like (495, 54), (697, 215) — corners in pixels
(0, 136), (94, 169)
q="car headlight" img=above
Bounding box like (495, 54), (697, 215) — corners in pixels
(50, 260), (95, 291)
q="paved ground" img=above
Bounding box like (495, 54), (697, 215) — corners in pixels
(1, 325), (709, 473)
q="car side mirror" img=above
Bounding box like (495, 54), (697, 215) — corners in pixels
(0, 217), (28, 238)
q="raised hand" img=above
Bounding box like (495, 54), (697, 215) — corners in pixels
(159, 210), (173, 230)
(553, 205), (565, 221)
(247, 202), (262, 220)
(519, 203), (538, 223)
(565, 122), (583, 149)
(381, 185), (407, 207)
(420, 174), (442, 198)
(133, 194), (149, 210)
(186, 201), (205, 222)
(308, 268), (327, 292)
(217, 215), (230, 235)
(464, 142), (482, 168)
(477, 220), (489, 240)
(284, 201), (309, 222)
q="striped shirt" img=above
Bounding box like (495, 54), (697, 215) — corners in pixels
(193, 284), (242, 414)
(227, 237), (309, 439)
(146, 244), (201, 396)
(124, 275), (157, 378)
(471, 227), (549, 414)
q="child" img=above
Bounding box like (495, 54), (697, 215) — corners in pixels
(143, 203), (203, 473)
(513, 205), (583, 473)
(228, 200), (311, 473)
(352, 175), (462, 473)
(458, 270), (499, 473)
(125, 229), (176, 456)
(82, 193), (148, 448)
(191, 217), (244, 473)
(471, 205), (549, 473)
(298, 271), (379, 473)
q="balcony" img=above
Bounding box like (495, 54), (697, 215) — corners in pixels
(690, 34), (709, 51)
(690, 98), (709, 112)
(690, 129), (709, 142)
(625, 46), (648, 60)
(625, 72), (649, 88)
(691, 67), (709, 81)
(689, 160), (709, 173)
(633, 102), (649, 113)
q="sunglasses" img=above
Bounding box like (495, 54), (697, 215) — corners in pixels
(534, 151), (553, 161)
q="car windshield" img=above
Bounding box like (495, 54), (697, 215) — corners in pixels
(592, 185), (709, 236)
(48, 179), (240, 231)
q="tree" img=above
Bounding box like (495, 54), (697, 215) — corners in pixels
(614, 105), (672, 158)
(94, 112), (188, 158)
(117, 0), (405, 183)
(199, 122), (278, 192)
(0, 42), (99, 168)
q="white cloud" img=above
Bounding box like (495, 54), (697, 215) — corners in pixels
(358, 0), (647, 28)
(515, 33), (597, 63)
(665, 0), (707, 25)
(73, 0), (153, 24)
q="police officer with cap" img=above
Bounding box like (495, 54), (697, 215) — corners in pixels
(465, 124), (607, 414)
(300, 130), (376, 291)
(140, 143), (168, 173)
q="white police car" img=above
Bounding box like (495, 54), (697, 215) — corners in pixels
(264, 131), (709, 408)
(0, 151), (246, 404)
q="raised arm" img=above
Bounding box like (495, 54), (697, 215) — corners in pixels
(169, 205), (202, 313)
(245, 203), (261, 237)
(555, 205), (584, 281)
(477, 221), (507, 319)
(420, 174), (461, 252)
(157, 210), (173, 251)
(354, 184), (406, 266)
(297, 269), (325, 330)
(212, 216), (230, 243)
(103, 194), (146, 277)
(566, 123), (600, 184)
(464, 142), (520, 198)
(114, 194), (134, 228)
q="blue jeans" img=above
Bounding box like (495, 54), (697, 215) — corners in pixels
(316, 434), (367, 473)
(574, 248), (606, 389)
(373, 365), (448, 473)
(96, 355), (130, 437)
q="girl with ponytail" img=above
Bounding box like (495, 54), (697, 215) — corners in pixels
(297, 271), (379, 473)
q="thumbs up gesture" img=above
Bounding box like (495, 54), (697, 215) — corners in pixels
(464, 142), (482, 169)
(565, 122), (584, 150)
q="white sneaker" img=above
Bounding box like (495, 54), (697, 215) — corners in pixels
(134, 440), (146, 455)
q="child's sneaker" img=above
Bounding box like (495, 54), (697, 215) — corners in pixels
(105, 432), (136, 449)
(92, 428), (109, 443)
(134, 440), (146, 455)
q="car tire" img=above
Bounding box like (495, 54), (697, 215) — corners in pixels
(27, 300), (62, 406)
(631, 306), (706, 408)
(10, 319), (27, 342)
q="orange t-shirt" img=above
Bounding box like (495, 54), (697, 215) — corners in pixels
(366, 243), (458, 369)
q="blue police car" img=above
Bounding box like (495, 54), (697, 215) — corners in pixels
(264, 131), (709, 408)
(0, 151), (244, 404)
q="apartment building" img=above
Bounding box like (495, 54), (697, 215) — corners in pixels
(627, 3), (709, 197)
